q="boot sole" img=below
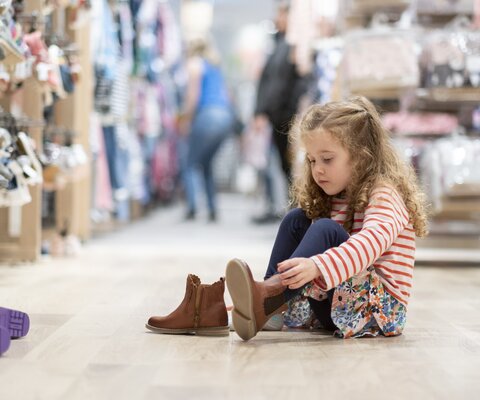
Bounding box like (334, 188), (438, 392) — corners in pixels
(145, 324), (229, 336)
(0, 307), (30, 339)
(225, 259), (257, 341)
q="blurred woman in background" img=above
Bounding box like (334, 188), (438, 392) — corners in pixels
(179, 37), (234, 222)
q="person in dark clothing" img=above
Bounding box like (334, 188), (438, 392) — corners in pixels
(251, 2), (310, 224)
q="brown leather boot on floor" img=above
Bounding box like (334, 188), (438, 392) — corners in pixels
(146, 274), (229, 336)
(226, 258), (287, 341)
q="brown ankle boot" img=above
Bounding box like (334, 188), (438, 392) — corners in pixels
(226, 258), (287, 341)
(146, 274), (229, 336)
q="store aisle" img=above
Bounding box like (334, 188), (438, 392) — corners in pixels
(0, 193), (479, 400)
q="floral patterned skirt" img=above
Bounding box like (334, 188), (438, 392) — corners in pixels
(285, 267), (407, 338)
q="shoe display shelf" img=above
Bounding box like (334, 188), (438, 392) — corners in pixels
(0, 68), (44, 263)
(0, 1), (92, 263)
(50, 5), (92, 242)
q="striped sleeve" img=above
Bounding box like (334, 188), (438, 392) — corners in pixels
(310, 188), (410, 291)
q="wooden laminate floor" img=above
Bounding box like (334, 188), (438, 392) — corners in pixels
(1, 194), (479, 400)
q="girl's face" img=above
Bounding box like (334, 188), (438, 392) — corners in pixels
(304, 129), (352, 196)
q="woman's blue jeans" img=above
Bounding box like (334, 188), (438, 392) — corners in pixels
(265, 208), (350, 330)
(183, 107), (232, 215)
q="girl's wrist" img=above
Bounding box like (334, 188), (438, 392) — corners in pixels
(309, 258), (320, 277)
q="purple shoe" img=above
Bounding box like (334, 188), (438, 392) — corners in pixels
(0, 326), (10, 355)
(0, 307), (30, 339)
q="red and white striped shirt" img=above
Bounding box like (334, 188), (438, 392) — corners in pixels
(311, 186), (415, 306)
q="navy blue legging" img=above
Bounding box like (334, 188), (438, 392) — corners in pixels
(265, 208), (349, 330)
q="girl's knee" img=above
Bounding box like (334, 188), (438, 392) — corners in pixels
(281, 208), (309, 225)
(311, 218), (338, 229)
(311, 218), (349, 242)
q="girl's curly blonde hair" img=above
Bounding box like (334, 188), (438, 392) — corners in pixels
(290, 96), (428, 237)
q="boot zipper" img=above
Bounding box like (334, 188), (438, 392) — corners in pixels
(193, 286), (202, 329)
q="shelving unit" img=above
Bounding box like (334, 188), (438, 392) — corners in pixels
(338, 0), (480, 262)
(0, 1), (92, 263)
(51, 6), (92, 242)
(0, 0), (44, 263)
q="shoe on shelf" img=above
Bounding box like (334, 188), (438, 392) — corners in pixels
(0, 326), (10, 356)
(0, 23), (25, 68)
(0, 1), (12, 16)
(0, 307), (30, 339)
(251, 211), (282, 225)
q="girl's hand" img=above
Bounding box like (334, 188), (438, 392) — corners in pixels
(277, 258), (321, 290)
